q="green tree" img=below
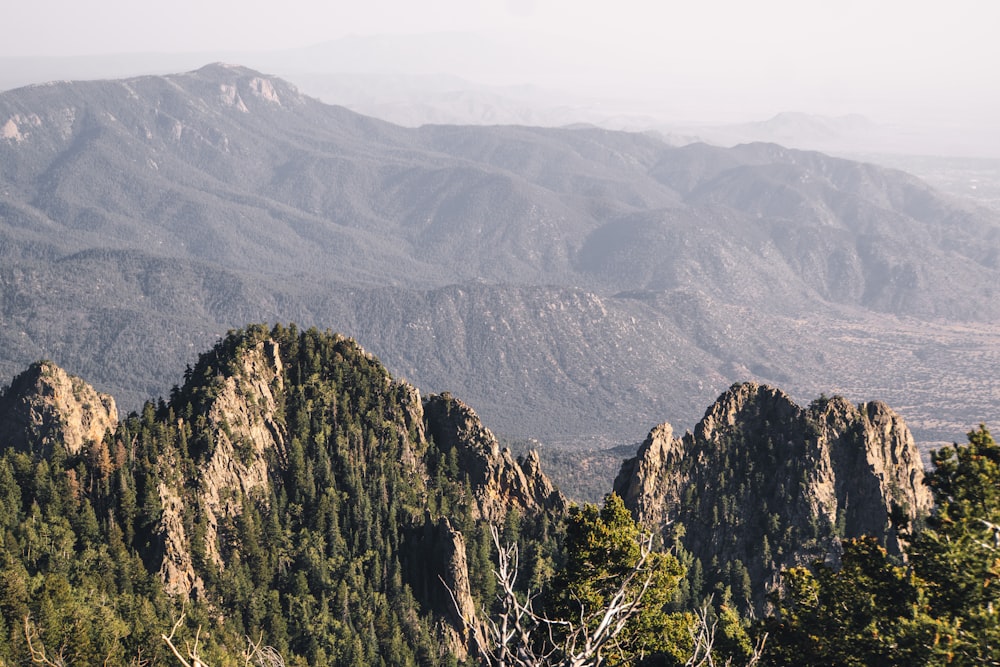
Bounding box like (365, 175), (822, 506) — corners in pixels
(544, 494), (688, 665)
(762, 536), (937, 666)
(909, 425), (1000, 664)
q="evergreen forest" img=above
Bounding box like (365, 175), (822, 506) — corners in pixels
(0, 324), (997, 666)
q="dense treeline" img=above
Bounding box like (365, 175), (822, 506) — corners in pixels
(0, 325), (561, 665)
(0, 325), (998, 665)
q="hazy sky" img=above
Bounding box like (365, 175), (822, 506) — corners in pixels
(3, 0), (998, 137)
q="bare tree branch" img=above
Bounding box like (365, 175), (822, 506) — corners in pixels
(23, 616), (67, 667)
(444, 525), (665, 667)
(685, 601), (767, 667)
(243, 633), (285, 667)
(974, 518), (1000, 553)
(163, 614), (284, 667)
(162, 613), (195, 667)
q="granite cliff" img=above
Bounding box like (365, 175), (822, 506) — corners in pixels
(0, 360), (118, 457)
(614, 382), (933, 611)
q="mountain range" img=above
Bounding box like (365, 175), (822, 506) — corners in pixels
(1, 63), (998, 448)
(0, 325), (934, 663)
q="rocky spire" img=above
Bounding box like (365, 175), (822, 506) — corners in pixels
(0, 360), (118, 457)
(614, 382), (933, 611)
(423, 392), (566, 523)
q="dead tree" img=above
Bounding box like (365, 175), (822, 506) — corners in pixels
(685, 602), (767, 667)
(449, 526), (768, 667)
(162, 613), (285, 667)
(22, 614), (150, 667)
(445, 524), (660, 667)
(23, 616), (67, 667)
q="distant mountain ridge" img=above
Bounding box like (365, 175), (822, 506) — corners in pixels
(1, 64), (998, 445)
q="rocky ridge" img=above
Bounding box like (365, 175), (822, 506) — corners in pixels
(423, 392), (567, 523)
(614, 382), (933, 611)
(158, 338), (288, 595)
(0, 360), (118, 457)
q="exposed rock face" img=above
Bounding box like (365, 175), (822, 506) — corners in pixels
(404, 515), (477, 662)
(423, 392), (566, 523)
(158, 339), (286, 595)
(0, 361), (118, 456)
(614, 382), (933, 611)
(158, 479), (204, 597)
(811, 395), (933, 552)
(196, 338), (286, 569)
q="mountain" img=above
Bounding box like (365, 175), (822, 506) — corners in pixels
(0, 325), (566, 664)
(676, 113), (893, 156)
(0, 359), (118, 457)
(614, 382), (933, 612)
(1, 64), (999, 446)
(0, 326), (947, 661)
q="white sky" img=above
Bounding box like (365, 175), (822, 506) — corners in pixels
(2, 0), (998, 133)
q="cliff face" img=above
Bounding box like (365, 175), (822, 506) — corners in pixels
(614, 382), (933, 611)
(811, 395), (933, 551)
(423, 392), (567, 523)
(404, 515), (478, 661)
(0, 360), (118, 457)
(129, 327), (564, 660)
(157, 338), (287, 595)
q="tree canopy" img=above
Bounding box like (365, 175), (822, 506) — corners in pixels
(763, 426), (1000, 666)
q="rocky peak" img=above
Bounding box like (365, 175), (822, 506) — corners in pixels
(184, 63), (306, 111)
(158, 338), (287, 595)
(423, 392), (566, 523)
(695, 382), (804, 441)
(0, 360), (118, 457)
(613, 382), (933, 611)
(809, 395), (933, 549)
(615, 422), (683, 529)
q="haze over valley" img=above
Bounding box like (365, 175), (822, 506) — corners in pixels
(2, 2), (999, 453)
(4, 5), (1000, 665)
(1, 63), (998, 454)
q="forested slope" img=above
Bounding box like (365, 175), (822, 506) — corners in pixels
(0, 325), (564, 665)
(0, 325), (998, 665)
(1, 65), (999, 444)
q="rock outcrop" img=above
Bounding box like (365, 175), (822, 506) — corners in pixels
(614, 382), (933, 611)
(143, 328), (567, 661)
(157, 338), (287, 595)
(0, 361), (118, 456)
(404, 515), (478, 662)
(423, 392), (567, 523)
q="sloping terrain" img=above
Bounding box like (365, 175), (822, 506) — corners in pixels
(0, 325), (566, 664)
(1, 64), (998, 445)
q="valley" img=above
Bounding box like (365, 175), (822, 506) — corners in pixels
(0, 64), (998, 455)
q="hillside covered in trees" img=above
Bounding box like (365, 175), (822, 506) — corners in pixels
(2, 65), (999, 448)
(0, 325), (997, 665)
